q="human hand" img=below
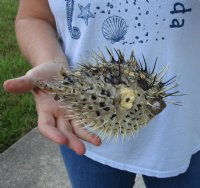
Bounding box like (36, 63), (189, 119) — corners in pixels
(3, 63), (101, 155)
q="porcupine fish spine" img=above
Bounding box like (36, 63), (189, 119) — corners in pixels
(65, 0), (81, 39)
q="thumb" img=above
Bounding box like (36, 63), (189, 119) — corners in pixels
(3, 75), (34, 94)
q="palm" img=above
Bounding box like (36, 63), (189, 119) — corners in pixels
(3, 63), (101, 155)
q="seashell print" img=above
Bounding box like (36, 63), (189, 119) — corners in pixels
(102, 16), (128, 44)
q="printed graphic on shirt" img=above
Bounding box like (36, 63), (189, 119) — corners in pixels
(78, 3), (95, 25)
(65, 0), (192, 44)
(102, 16), (128, 43)
(65, 0), (81, 39)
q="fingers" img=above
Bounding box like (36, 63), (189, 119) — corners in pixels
(57, 117), (86, 155)
(38, 111), (101, 155)
(71, 119), (102, 146)
(3, 62), (63, 94)
(3, 75), (34, 94)
(38, 109), (87, 155)
(38, 111), (69, 145)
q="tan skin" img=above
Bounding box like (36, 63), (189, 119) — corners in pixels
(3, 0), (101, 155)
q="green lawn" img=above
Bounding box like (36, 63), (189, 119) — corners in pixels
(0, 0), (37, 153)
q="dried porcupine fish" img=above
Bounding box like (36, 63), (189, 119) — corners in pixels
(35, 49), (182, 140)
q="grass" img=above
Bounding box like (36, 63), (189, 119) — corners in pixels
(0, 0), (37, 153)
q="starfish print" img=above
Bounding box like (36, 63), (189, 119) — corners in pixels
(78, 3), (95, 25)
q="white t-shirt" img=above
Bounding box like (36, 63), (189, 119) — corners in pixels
(48, 0), (200, 177)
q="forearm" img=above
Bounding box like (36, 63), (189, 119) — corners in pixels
(15, 17), (67, 67)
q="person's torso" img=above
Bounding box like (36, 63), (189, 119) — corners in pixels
(48, 0), (200, 177)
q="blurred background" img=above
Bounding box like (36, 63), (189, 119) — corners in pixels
(0, 0), (37, 153)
